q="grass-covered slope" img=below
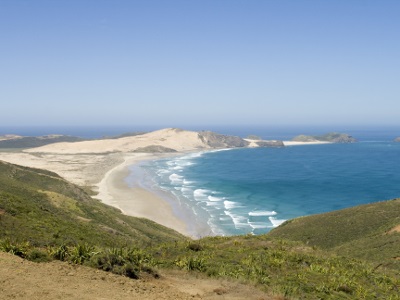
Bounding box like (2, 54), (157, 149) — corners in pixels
(0, 160), (184, 247)
(268, 199), (400, 270)
(0, 135), (85, 149)
(1, 159), (400, 298)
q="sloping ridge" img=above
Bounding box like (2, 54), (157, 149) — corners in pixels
(268, 198), (400, 269)
(23, 128), (209, 154)
(0, 160), (184, 247)
(23, 128), (251, 154)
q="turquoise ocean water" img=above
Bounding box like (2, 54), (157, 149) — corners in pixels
(135, 130), (400, 236)
(4, 126), (399, 236)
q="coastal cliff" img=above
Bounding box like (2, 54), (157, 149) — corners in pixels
(198, 131), (249, 148)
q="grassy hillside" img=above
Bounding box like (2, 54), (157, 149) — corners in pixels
(0, 160), (184, 248)
(151, 235), (400, 299)
(268, 199), (400, 270)
(1, 159), (400, 298)
(0, 135), (85, 148)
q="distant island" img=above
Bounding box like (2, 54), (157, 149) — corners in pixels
(394, 137), (400, 142)
(292, 132), (357, 143)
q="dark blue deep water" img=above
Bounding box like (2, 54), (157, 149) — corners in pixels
(139, 138), (400, 236)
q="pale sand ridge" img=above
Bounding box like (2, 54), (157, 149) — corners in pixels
(0, 129), (216, 236)
(0, 128), (333, 237)
(24, 128), (210, 154)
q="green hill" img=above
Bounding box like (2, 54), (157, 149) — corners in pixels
(1, 159), (400, 298)
(268, 199), (400, 270)
(0, 160), (184, 247)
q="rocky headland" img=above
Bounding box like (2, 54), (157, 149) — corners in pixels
(292, 132), (357, 143)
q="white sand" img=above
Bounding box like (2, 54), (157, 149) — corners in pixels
(24, 128), (210, 154)
(0, 128), (333, 237)
(0, 128), (215, 237)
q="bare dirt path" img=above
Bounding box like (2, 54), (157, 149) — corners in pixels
(0, 252), (272, 300)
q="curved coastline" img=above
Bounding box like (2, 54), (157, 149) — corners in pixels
(95, 152), (212, 238)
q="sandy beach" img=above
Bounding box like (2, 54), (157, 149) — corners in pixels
(94, 152), (211, 237)
(0, 128), (333, 238)
(0, 129), (217, 237)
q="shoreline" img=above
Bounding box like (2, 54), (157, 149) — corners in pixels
(282, 141), (332, 146)
(94, 152), (211, 238)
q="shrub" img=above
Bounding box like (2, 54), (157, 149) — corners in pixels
(0, 239), (29, 258)
(69, 243), (97, 264)
(187, 242), (203, 252)
(27, 248), (51, 262)
(49, 244), (69, 261)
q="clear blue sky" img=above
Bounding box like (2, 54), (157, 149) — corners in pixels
(1, 0), (399, 128)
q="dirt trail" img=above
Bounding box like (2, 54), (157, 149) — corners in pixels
(0, 252), (272, 300)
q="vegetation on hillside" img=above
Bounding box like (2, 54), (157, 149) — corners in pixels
(0, 135), (85, 148)
(0, 160), (184, 248)
(268, 199), (400, 271)
(1, 160), (400, 299)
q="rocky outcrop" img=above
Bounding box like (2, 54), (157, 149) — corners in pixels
(255, 140), (284, 147)
(394, 137), (400, 142)
(292, 133), (357, 143)
(198, 131), (249, 148)
(246, 135), (262, 140)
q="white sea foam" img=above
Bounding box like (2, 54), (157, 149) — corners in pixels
(248, 222), (269, 229)
(224, 200), (240, 209)
(224, 211), (249, 229)
(181, 187), (193, 194)
(208, 148), (232, 153)
(206, 201), (220, 206)
(208, 195), (224, 202)
(193, 189), (211, 201)
(169, 173), (184, 185)
(183, 179), (195, 185)
(269, 217), (287, 227)
(248, 210), (277, 216)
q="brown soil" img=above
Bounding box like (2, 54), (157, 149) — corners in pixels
(388, 224), (400, 234)
(0, 252), (273, 300)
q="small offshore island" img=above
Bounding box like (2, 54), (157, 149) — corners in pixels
(1, 128), (400, 299)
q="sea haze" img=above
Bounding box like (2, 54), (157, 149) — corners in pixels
(136, 133), (400, 236)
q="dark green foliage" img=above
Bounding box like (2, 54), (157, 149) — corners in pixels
(187, 241), (203, 252)
(27, 248), (51, 262)
(88, 248), (144, 279)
